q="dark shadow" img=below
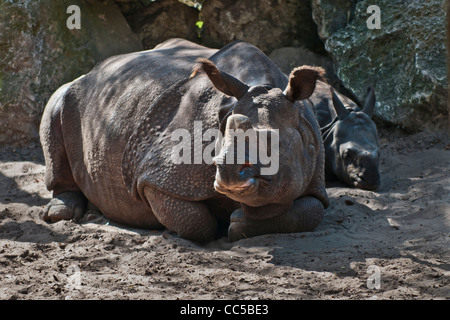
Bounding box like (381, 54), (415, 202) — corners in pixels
(261, 199), (402, 275)
(325, 179), (349, 189)
(0, 171), (48, 206)
(75, 211), (164, 238)
(0, 145), (60, 243)
(403, 253), (450, 272)
(0, 143), (44, 163)
(0, 143), (47, 206)
(0, 219), (68, 243)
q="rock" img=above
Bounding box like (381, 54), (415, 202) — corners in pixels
(269, 47), (359, 101)
(269, 47), (338, 85)
(311, 0), (358, 42)
(0, 0), (143, 146)
(200, 0), (324, 54)
(325, 0), (448, 131)
(124, 0), (200, 49)
(447, 0), (450, 128)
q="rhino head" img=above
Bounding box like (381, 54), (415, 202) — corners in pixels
(326, 87), (380, 190)
(194, 59), (326, 219)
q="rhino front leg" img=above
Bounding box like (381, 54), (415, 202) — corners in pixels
(43, 191), (87, 223)
(228, 196), (324, 242)
(143, 187), (217, 242)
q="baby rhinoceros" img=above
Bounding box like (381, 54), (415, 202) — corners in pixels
(40, 39), (329, 242)
(309, 81), (380, 190)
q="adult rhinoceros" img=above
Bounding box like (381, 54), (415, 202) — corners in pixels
(40, 38), (329, 242)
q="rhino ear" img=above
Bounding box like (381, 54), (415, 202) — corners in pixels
(362, 86), (376, 117)
(191, 58), (249, 99)
(283, 66), (325, 102)
(330, 87), (350, 120)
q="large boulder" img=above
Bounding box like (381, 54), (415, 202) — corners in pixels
(0, 0), (142, 146)
(447, 0), (450, 128)
(311, 0), (358, 42)
(269, 47), (338, 85)
(268, 46), (358, 102)
(123, 0), (200, 49)
(325, 0), (448, 131)
(200, 0), (324, 54)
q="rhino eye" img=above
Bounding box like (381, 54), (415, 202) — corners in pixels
(343, 150), (349, 160)
(343, 149), (356, 161)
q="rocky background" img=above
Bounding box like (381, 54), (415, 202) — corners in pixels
(1, 0), (448, 146)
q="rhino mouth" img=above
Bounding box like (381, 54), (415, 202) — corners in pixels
(213, 174), (272, 197)
(214, 177), (259, 196)
(348, 172), (380, 190)
(213, 160), (274, 197)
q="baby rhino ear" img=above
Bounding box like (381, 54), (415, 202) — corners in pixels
(283, 66), (326, 102)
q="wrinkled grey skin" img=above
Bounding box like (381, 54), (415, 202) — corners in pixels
(40, 38), (329, 242)
(309, 81), (380, 190)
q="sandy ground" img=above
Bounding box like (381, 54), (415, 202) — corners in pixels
(0, 128), (449, 300)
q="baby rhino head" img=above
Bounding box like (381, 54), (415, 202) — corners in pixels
(328, 87), (380, 190)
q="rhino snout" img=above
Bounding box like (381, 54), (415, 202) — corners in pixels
(213, 114), (279, 199)
(214, 160), (260, 195)
(355, 169), (380, 190)
(351, 151), (380, 190)
(214, 175), (259, 196)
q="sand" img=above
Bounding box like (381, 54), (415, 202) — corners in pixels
(0, 128), (449, 300)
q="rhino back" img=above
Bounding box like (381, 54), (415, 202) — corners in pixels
(210, 41), (288, 88)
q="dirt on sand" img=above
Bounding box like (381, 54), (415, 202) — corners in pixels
(0, 128), (449, 300)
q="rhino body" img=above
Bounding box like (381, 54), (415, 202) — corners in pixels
(40, 39), (329, 242)
(309, 81), (380, 190)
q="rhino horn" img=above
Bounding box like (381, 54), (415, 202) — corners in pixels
(192, 58), (249, 99)
(362, 86), (376, 117)
(330, 87), (350, 120)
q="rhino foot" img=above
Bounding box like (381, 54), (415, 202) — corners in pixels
(228, 209), (245, 242)
(143, 187), (217, 243)
(228, 208), (278, 242)
(228, 196), (324, 242)
(43, 192), (86, 223)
